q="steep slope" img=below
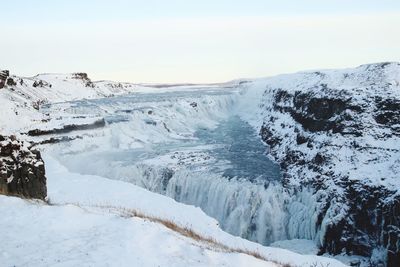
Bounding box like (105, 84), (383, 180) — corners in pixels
(239, 62), (400, 266)
(0, 134), (46, 199)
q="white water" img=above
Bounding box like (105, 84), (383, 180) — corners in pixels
(44, 87), (321, 246)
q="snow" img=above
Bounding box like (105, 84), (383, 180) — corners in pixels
(270, 239), (320, 255)
(38, 92), (325, 249)
(0, 154), (346, 267)
(237, 62), (400, 191)
(0, 196), (273, 267)
(2, 63), (399, 266)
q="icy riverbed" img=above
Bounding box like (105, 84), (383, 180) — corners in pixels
(39, 88), (322, 250)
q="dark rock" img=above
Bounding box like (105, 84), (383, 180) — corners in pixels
(190, 102), (198, 108)
(272, 89), (364, 135)
(0, 70), (9, 79)
(375, 98), (400, 126)
(32, 99), (48, 110)
(6, 77), (16, 86)
(313, 153), (326, 165)
(282, 150), (306, 169)
(260, 75), (400, 266)
(73, 73), (88, 80)
(260, 124), (281, 149)
(27, 119), (106, 136)
(73, 73), (94, 88)
(291, 92), (349, 132)
(0, 135), (47, 200)
(36, 136), (82, 145)
(0, 70), (9, 89)
(32, 80), (51, 88)
(296, 133), (308, 145)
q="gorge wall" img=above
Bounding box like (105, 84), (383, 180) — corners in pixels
(255, 62), (400, 266)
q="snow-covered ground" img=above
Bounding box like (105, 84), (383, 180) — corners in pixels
(0, 155), (345, 267)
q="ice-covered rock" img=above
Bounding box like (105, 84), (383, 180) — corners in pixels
(249, 62), (400, 266)
(0, 135), (46, 200)
(0, 70), (10, 89)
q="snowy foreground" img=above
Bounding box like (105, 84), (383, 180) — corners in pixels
(0, 156), (344, 267)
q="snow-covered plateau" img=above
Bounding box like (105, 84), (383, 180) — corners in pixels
(1, 63), (399, 267)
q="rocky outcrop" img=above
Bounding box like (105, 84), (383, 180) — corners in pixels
(256, 62), (400, 267)
(0, 70), (10, 89)
(26, 118), (106, 136)
(73, 72), (94, 88)
(0, 135), (47, 200)
(32, 79), (52, 88)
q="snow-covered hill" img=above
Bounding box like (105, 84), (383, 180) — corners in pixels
(0, 70), (235, 134)
(0, 71), (135, 134)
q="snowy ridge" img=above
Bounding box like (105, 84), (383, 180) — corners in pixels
(0, 70), (240, 134)
(0, 72), (138, 134)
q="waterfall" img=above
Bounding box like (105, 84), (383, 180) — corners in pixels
(165, 169), (321, 245)
(47, 89), (322, 247)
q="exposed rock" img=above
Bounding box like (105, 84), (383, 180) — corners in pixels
(32, 80), (51, 88)
(274, 88), (363, 135)
(32, 99), (48, 110)
(296, 133), (308, 145)
(374, 98), (400, 133)
(73, 72), (94, 88)
(0, 70), (9, 89)
(26, 118), (106, 136)
(6, 77), (17, 86)
(257, 62), (400, 266)
(0, 70), (9, 79)
(73, 72), (89, 80)
(0, 135), (47, 200)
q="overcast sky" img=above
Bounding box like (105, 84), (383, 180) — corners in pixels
(1, 1), (400, 83)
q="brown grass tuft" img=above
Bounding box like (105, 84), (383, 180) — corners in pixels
(47, 201), (296, 266)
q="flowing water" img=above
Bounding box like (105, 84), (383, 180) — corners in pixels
(46, 88), (321, 246)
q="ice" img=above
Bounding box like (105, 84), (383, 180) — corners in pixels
(44, 87), (322, 249)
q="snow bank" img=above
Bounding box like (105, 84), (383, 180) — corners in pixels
(36, 155), (345, 267)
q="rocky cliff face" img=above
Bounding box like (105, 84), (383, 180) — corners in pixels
(0, 135), (47, 200)
(255, 63), (400, 266)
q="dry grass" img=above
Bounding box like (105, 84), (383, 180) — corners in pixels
(47, 201), (297, 266)
(91, 204), (295, 266)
